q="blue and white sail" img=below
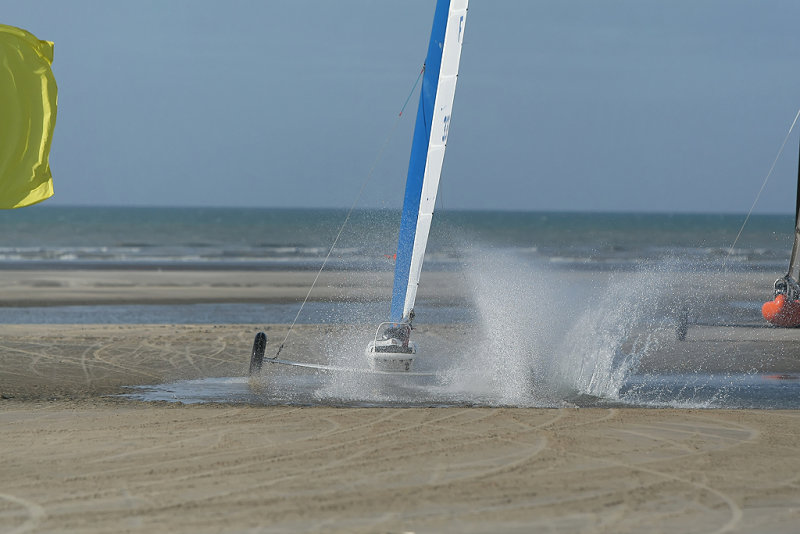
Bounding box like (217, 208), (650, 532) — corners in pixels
(390, 0), (468, 323)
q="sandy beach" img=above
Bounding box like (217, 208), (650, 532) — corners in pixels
(2, 269), (800, 533)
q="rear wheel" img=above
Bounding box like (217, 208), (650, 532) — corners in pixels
(249, 332), (267, 375)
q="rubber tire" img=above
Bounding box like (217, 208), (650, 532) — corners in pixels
(249, 332), (267, 375)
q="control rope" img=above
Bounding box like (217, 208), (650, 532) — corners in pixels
(723, 108), (800, 270)
(273, 66), (425, 358)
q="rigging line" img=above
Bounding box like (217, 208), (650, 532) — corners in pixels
(400, 66), (425, 116)
(273, 65), (425, 358)
(723, 108), (800, 271)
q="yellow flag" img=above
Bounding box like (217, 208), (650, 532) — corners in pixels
(0, 24), (57, 209)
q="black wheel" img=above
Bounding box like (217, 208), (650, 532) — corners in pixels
(249, 332), (267, 375)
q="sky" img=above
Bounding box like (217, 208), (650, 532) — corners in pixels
(5, 0), (800, 213)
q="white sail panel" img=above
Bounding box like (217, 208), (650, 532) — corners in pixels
(440, 3), (467, 77)
(430, 80), (457, 146)
(423, 145), (445, 201)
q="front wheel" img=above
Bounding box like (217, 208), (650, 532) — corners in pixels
(249, 332), (267, 375)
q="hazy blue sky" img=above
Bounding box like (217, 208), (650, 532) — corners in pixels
(5, 1), (800, 213)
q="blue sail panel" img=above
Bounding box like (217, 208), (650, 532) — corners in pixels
(390, 0), (451, 323)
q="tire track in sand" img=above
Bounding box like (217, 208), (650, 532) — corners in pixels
(567, 413), (757, 534)
(0, 493), (46, 534)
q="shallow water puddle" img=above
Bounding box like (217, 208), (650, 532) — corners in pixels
(617, 372), (800, 409)
(120, 371), (800, 409)
(121, 373), (473, 407)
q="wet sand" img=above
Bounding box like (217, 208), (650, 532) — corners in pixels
(0, 269), (465, 306)
(0, 267), (785, 307)
(2, 270), (800, 532)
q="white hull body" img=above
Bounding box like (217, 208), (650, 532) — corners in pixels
(365, 339), (417, 373)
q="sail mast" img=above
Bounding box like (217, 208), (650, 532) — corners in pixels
(788, 134), (800, 279)
(390, 0), (468, 323)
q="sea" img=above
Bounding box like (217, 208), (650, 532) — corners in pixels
(3, 206), (800, 408)
(0, 205), (789, 273)
(0, 206), (788, 325)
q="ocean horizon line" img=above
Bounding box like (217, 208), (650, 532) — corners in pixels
(14, 203), (795, 219)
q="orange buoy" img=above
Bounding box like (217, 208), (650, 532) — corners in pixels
(762, 293), (800, 327)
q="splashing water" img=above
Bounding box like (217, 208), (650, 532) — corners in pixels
(315, 324), (386, 402)
(555, 267), (672, 399)
(134, 253), (794, 407)
(285, 250), (685, 407)
(440, 255), (563, 405)
(440, 252), (679, 406)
